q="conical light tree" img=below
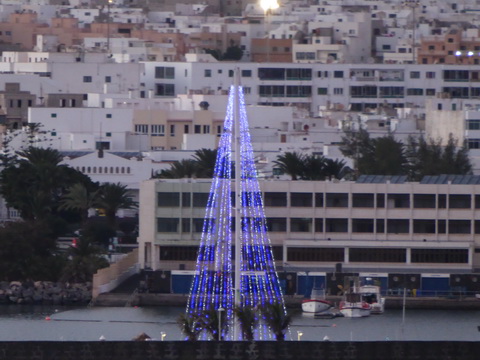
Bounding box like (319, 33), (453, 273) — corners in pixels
(186, 82), (286, 340)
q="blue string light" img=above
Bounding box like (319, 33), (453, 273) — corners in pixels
(186, 84), (286, 340)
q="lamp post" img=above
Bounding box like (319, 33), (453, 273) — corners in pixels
(260, 0), (279, 62)
(403, 0), (420, 64)
(160, 332), (166, 341)
(107, 0), (113, 52)
(217, 307), (225, 341)
(297, 331), (303, 341)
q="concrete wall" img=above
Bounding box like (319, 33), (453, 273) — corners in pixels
(0, 341), (477, 360)
(92, 248), (140, 298)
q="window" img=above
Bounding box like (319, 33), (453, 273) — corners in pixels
(387, 219), (409, 233)
(295, 52), (315, 60)
(106, 113), (112, 118)
(333, 71), (344, 78)
(83, 76), (92, 82)
(426, 72), (435, 79)
(468, 139), (480, 149)
(426, 88), (436, 96)
(170, 124), (175, 136)
(203, 125), (210, 133)
(326, 218), (348, 232)
(468, 120), (480, 130)
(184, 125), (189, 134)
(326, 193), (348, 207)
(410, 71), (420, 79)
(291, 193), (312, 207)
(156, 83), (175, 96)
(51, 113), (57, 118)
(333, 88), (343, 95)
(266, 218), (287, 232)
(259, 85), (285, 97)
(290, 218), (312, 232)
(407, 88), (423, 96)
(382, 44), (391, 50)
(411, 249), (468, 263)
(105, 76), (111, 83)
(204, 69), (212, 77)
(151, 124), (165, 136)
(155, 66), (175, 79)
(135, 124), (148, 134)
(349, 248), (405, 263)
(242, 70), (252, 77)
(157, 192), (180, 207)
(317, 88), (328, 95)
(194, 125), (201, 134)
(286, 68), (312, 80)
(352, 193), (374, 207)
(264, 192), (287, 206)
(287, 247), (344, 262)
(352, 219), (374, 233)
(106, 132), (111, 137)
(157, 218), (179, 232)
(286, 86), (312, 97)
(258, 68), (285, 80)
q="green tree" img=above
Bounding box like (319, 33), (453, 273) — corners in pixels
(340, 131), (408, 177)
(60, 236), (109, 283)
(273, 151), (306, 180)
(223, 45), (243, 61)
(96, 182), (137, 230)
(234, 306), (258, 341)
(192, 148), (218, 178)
(261, 302), (292, 341)
(199, 308), (227, 341)
(407, 134), (472, 180)
(0, 221), (58, 281)
(0, 147), (92, 221)
(323, 158), (352, 180)
(154, 159), (197, 179)
(60, 183), (100, 225)
(177, 313), (202, 341)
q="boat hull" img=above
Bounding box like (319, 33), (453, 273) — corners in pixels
(339, 302), (371, 318)
(302, 299), (332, 314)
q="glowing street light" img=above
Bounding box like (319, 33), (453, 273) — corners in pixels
(297, 331), (303, 341)
(260, 0), (279, 62)
(160, 332), (166, 341)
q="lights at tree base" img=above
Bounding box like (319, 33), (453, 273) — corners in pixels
(186, 84), (286, 340)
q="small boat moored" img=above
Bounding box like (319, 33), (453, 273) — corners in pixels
(302, 288), (332, 314)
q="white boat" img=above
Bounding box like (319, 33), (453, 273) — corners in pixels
(359, 285), (385, 314)
(302, 288), (332, 314)
(339, 292), (371, 318)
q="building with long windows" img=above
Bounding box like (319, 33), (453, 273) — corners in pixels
(139, 175), (480, 276)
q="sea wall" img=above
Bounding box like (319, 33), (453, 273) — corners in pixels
(0, 281), (91, 305)
(0, 341), (478, 360)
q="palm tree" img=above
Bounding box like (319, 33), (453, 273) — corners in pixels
(154, 159), (197, 179)
(199, 308), (226, 341)
(301, 154), (326, 180)
(261, 302), (292, 341)
(234, 306), (258, 341)
(273, 152), (305, 180)
(60, 236), (109, 283)
(177, 313), (202, 341)
(97, 182), (137, 229)
(323, 158), (352, 180)
(60, 183), (100, 225)
(192, 148), (218, 178)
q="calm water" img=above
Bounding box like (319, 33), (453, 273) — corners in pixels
(0, 305), (479, 342)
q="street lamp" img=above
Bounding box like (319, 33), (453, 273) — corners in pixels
(260, 0), (279, 62)
(160, 332), (166, 341)
(107, 0), (113, 52)
(297, 331), (303, 341)
(217, 307), (224, 341)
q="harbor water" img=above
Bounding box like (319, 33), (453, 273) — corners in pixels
(0, 305), (479, 342)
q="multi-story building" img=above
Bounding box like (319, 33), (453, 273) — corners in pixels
(138, 175), (480, 275)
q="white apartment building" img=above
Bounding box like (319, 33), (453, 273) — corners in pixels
(138, 176), (480, 277)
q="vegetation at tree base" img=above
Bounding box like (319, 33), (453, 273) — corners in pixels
(274, 151), (352, 180)
(177, 313), (203, 341)
(154, 148), (218, 179)
(177, 303), (291, 341)
(260, 302), (292, 341)
(234, 306), (259, 341)
(338, 130), (472, 180)
(0, 147), (137, 283)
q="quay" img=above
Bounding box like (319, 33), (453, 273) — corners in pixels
(93, 292), (480, 310)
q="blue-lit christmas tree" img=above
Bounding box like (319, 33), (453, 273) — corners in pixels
(186, 76), (286, 341)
